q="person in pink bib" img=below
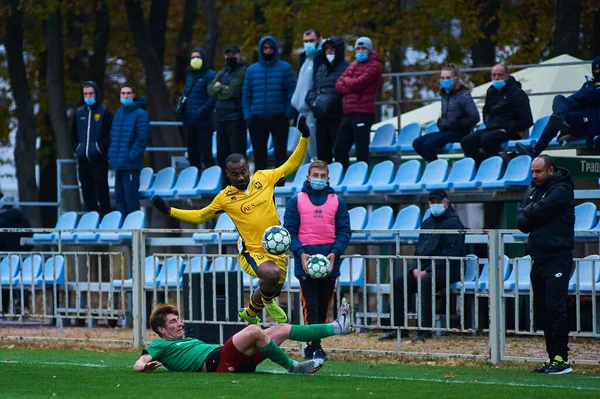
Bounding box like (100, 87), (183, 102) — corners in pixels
(283, 160), (351, 361)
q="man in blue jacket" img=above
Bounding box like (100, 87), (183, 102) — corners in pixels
(108, 83), (150, 216)
(283, 160), (351, 360)
(243, 36), (297, 178)
(183, 47), (217, 171)
(71, 81), (112, 217)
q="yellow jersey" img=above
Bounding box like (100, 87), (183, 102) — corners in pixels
(170, 136), (308, 253)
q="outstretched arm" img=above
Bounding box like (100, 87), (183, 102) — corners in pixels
(152, 195), (223, 224)
(273, 116), (310, 178)
(134, 353), (162, 372)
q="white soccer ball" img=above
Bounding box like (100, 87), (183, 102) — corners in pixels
(261, 225), (291, 255)
(306, 254), (331, 279)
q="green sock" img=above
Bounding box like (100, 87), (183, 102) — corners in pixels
(289, 324), (335, 342)
(258, 340), (294, 370)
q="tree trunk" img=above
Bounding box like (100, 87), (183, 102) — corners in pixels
(66, 7), (87, 85)
(279, 0), (295, 63)
(201, 0), (219, 68)
(471, 0), (500, 83)
(4, 0), (43, 227)
(90, 0), (110, 91)
(46, 10), (80, 214)
(552, 0), (581, 57)
(174, 0), (198, 87)
(593, 9), (600, 57)
(149, 0), (170, 69)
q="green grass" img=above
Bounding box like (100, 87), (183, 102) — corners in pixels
(1, 348), (599, 398)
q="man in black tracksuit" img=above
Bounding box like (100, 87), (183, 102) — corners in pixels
(380, 189), (465, 342)
(71, 81), (112, 217)
(517, 155), (574, 375)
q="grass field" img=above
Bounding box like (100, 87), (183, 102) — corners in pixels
(1, 348), (599, 398)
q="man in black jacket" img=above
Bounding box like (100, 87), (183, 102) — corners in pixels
(380, 189), (465, 342)
(517, 155), (574, 375)
(71, 81), (112, 217)
(460, 64), (533, 166)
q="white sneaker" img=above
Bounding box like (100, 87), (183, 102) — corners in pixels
(289, 358), (324, 374)
(333, 298), (353, 335)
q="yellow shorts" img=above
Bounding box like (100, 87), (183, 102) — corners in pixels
(237, 251), (287, 285)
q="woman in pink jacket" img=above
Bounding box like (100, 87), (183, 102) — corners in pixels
(334, 37), (382, 171)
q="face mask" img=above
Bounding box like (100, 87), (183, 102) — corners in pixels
(430, 203), (446, 217)
(491, 80), (506, 90)
(309, 178), (327, 190)
(190, 57), (203, 69)
(226, 57), (238, 68)
(304, 42), (317, 55)
(120, 97), (133, 106)
(263, 53), (274, 61)
(326, 54), (335, 63)
(355, 52), (368, 63)
(84, 98), (96, 106)
(440, 79), (454, 90)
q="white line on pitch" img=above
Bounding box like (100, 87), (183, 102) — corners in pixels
(2, 360), (106, 368)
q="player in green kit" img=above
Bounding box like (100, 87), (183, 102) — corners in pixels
(134, 299), (352, 373)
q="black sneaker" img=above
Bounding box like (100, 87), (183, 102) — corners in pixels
(411, 332), (433, 342)
(530, 358), (553, 373)
(545, 356), (572, 375)
(303, 345), (314, 360)
(313, 348), (328, 361)
(515, 142), (537, 158)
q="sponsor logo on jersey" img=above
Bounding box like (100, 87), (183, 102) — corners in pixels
(241, 199), (267, 214)
(253, 181), (263, 190)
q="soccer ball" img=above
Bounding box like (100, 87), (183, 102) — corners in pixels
(261, 225), (291, 255)
(306, 254), (331, 279)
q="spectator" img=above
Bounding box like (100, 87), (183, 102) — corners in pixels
(283, 160), (351, 360)
(379, 189), (465, 342)
(516, 56), (600, 157)
(71, 81), (112, 217)
(305, 36), (349, 163)
(460, 64), (533, 166)
(412, 65), (479, 162)
(334, 37), (382, 171)
(243, 36), (297, 178)
(291, 28), (324, 162)
(208, 44), (248, 187)
(183, 47), (217, 172)
(108, 83), (150, 216)
(517, 155), (574, 375)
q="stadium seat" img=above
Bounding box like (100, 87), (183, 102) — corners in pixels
(569, 255), (600, 291)
(32, 211), (78, 242)
(464, 255), (510, 291)
(396, 123), (422, 153)
(156, 166), (198, 198)
(157, 256), (185, 287)
(287, 127), (301, 155)
(13, 255), (43, 286)
(372, 160), (421, 193)
(183, 256), (209, 274)
(348, 207), (368, 238)
(38, 255), (65, 286)
(398, 159), (448, 191)
(212, 131), (218, 159)
(63, 211), (99, 242)
(113, 256), (161, 289)
(504, 256), (531, 291)
(480, 156), (532, 189)
(332, 162), (369, 193)
(450, 255), (478, 290)
(574, 202), (597, 234)
(339, 257), (365, 287)
(99, 210), (145, 242)
(422, 208), (431, 221)
(353, 206), (393, 241)
(328, 162), (343, 187)
(138, 167), (155, 194)
(371, 205), (421, 240)
(77, 211), (122, 242)
(370, 124), (397, 154)
(177, 165), (222, 197)
(0, 255), (21, 285)
(209, 257), (235, 272)
(453, 156), (503, 190)
(193, 213), (238, 243)
(426, 158), (475, 190)
(424, 123), (439, 135)
(139, 167), (176, 198)
(346, 160), (394, 194)
(274, 163), (310, 196)
(507, 116), (550, 148)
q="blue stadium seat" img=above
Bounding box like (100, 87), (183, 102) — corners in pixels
(333, 162), (369, 193)
(372, 205), (421, 240)
(398, 159), (448, 191)
(183, 256), (209, 274)
(372, 160), (421, 193)
(480, 156), (532, 189)
(138, 167), (155, 194)
(287, 127), (301, 155)
(140, 167), (176, 198)
(453, 156), (503, 190)
(464, 255), (510, 291)
(424, 123), (439, 135)
(33, 212), (78, 242)
(65, 211), (99, 242)
(157, 256), (185, 287)
(113, 256), (161, 289)
(328, 162), (343, 187)
(209, 257), (235, 272)
(348, 207), (367, 241)
(353, 206), (393, 241)
(14, 255), (43, 286)
(193, 213), (238, 243)
(274, 163), (310, 196)
(177, 165), (222, 197)
(156, 166), (198, 198)
(569, 255), (600, 291)
(347, 161), (394, 194)
(504, 256), (531, 291)
(395, 123), (422, 153)
(77, 211), (122, 242)
(422, 208), (431, 221)
(426, 158), (475, 190)
(370, 124), (397, 154)
(99, 210), (145, 242)
(339, 257), (365, 287)
(507, 116), (550, 148)
(38, 255), (65, 286)
(450, 255), (478, 290)
(0, 255), (20, 285)
(574, 202), (597, 232)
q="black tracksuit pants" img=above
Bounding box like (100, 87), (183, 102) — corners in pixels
(334, 113), (375, 171)
(299, 276), (337, 347)
(248, 114), (289, 174)
(392, 272), (448, 329)
(216, 118), (247, 187)
(78, 157), (110, 217)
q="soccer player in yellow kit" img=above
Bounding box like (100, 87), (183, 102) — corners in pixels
(151, 117), (310, 326)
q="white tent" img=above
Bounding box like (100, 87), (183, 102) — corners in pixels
(372, 54), (591, 131)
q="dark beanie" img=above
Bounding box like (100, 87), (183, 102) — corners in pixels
(593, 56), (600, 71)
(190, 47), (204, 57)
(224, 44), (241, 54)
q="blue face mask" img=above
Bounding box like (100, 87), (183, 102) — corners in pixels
(430, 203), (446, 217)
(120, 97), (133, 106)
(304, 42), (317, 55)
(491, 80), (506, 90)
(440, 79), (454, 90)
(84, 98), (96, 106)
(309, 178), (327, 190)
(355, 52), (368, 63)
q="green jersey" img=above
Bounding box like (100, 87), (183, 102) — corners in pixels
(143, 337), (219, 372)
